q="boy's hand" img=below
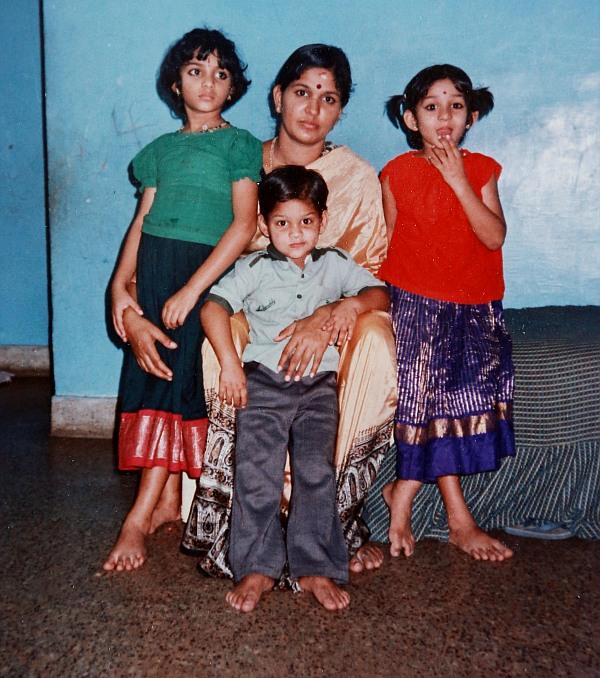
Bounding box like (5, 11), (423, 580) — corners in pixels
(111, 285), (143, 342)
(427, 137), (469, 193)
(162, 284), (199, 330)
(321, 298), (360, 346)
(219, 361), (247, 408)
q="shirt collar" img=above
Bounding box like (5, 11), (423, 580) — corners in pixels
(266, 243), (323, 264)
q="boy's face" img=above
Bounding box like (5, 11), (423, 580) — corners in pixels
(258, 199), (327, 269)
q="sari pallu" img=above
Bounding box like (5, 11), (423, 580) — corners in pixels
(181, 146), (397, 576)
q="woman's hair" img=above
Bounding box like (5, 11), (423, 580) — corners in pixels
(271, 43), (353, 111)
(157, 27), (251, 119)
(386, 64), (494, 149)
(258, 165), (329, 218)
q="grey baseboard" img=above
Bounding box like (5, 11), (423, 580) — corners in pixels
(0, 345), (50, 375)
(51, 395), (117, 439)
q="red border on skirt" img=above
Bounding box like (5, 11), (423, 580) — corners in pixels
(119, 409), (208, 478)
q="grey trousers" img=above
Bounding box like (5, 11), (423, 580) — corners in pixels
(229, 363), (349, 584)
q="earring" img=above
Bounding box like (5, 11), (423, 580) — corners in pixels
(175, 88), (181, 97)
(227, 92), (232, 101)
(466, 123), (471, 129)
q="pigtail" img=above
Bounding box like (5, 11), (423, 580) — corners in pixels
(385, 94), (405, 129)
(471, 86), (494, 119)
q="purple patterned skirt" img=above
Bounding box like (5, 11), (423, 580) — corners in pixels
(390, 287), (515, 483)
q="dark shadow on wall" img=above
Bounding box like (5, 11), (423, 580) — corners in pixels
(38, 0), (54, 390)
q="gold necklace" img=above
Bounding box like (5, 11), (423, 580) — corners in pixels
(267, 136), (327, 173)
(267, 137), (278, 172)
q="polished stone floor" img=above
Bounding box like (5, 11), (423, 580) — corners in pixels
(1, 378), (599, 677)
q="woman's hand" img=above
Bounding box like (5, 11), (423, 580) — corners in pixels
(123, 307), (177, 381)
(111, 285), (143, 342)
(427, 137), (469, 192)
(321, 298), (361, 346)
(275, 305), (335, 381)
(218, 360), (248, 408)
(161, 284), (200, 330)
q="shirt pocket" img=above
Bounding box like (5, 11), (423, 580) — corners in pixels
(251, 293), (278, 314)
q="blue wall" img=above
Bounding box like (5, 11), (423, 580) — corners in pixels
(0, 2), (48, 345)
(41, 0), (599, 397)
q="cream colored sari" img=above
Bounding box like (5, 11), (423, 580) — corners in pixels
(182, 146), (397, 577)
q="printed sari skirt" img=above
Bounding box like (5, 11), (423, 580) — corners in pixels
(118, 233), (212, 478)
(390, 287), (515, 483)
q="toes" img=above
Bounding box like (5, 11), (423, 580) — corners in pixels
(227, 593), (243, 611)
(241, 593), (259, 613)
(495, 541), (513, 559)
(349, 557), (364, 573)
(321, 587), (349, 611)
(337, 590), (351, 609)
(102, 557), (116, 571)
(322, 594), (338, 611)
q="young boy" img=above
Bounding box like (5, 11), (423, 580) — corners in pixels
(200, 166), (389, 612)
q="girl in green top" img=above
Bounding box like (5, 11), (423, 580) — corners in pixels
(104, 28), (262, 573)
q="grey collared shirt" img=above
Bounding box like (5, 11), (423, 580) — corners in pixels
(207, 245), (387, 374)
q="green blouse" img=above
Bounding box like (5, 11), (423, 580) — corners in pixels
(132, 126), (262, 246)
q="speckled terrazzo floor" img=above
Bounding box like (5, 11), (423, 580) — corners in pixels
(1, 378), (599, 677)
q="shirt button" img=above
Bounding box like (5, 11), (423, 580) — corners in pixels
(301, 274), (305, 278)
(297, 294), (302, 299)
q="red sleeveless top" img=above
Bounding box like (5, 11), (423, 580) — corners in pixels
(379, 150), (505, 304)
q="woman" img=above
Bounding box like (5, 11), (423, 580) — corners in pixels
(123, 44), (397, 577)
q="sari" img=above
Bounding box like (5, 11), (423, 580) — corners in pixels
(181, 146), (397, 577)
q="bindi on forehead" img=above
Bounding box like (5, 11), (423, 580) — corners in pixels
(316, 83), (322, 89)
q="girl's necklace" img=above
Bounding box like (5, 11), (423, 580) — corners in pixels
(180, 119), (230, 134)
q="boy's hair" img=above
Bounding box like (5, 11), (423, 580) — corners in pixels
(157, 27), (251, 119)
(259, 166), (329, 219)
(386, 64), (494, 149)
(270, 43), (353, 114)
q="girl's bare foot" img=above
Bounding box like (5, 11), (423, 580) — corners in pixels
(449, 524), (514, 561)
(298, 576), (350, 611)
(349, 543), (384, 573)
(383, 480), (420, 557)
(148, 503), (181, 534)
(226, 574), (274, 612)
(103, 466), (174, 572)
(149, 472), (181, 533)
(437, 474), (513, 562)
(103, 519), (147, 571)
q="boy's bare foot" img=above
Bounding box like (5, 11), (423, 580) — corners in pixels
(103, 519), (147, 571)
(349, 543), (384, 573)
(449, 524), (514, 561)
(226, 574), (274, 612)
(383, 481), (419, 557)
(298, 576), (350, 611)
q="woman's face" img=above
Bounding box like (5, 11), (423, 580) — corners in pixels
(273, 67), (343, 146)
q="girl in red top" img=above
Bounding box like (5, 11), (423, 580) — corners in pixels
(380, 64), (515, 562)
